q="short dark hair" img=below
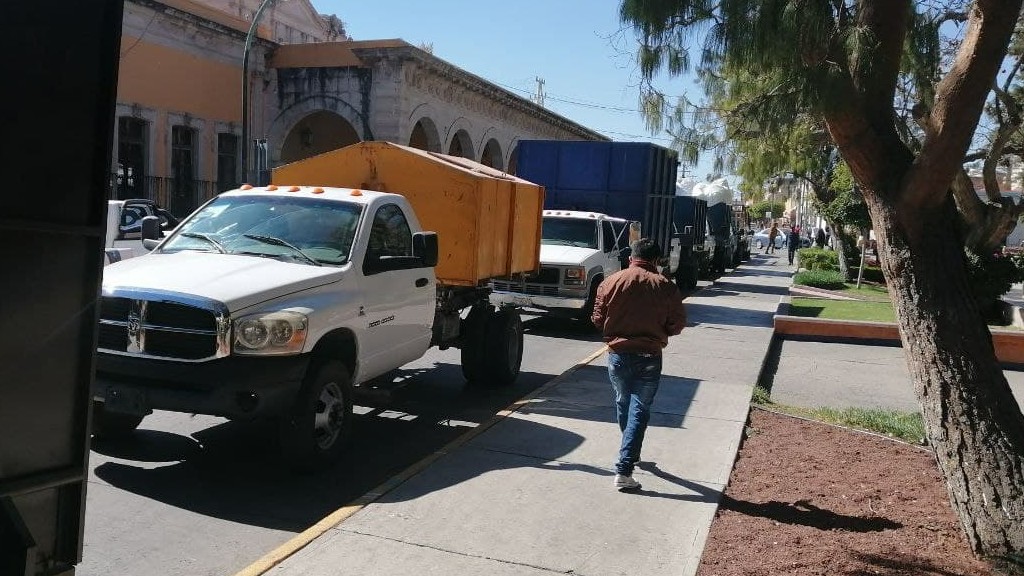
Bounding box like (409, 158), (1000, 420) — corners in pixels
(630, 238), (662, 261)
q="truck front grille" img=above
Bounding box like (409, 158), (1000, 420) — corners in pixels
(526, 267), (561, 284)
(491, 281), (560, 297)
(98, 296), (228, 361)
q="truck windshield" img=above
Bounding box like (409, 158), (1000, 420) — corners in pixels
(160, 195), (363, 265)
(542, 217), (598, 249)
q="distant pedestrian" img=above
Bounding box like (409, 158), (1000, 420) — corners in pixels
(815, 227), (826, 249)
(591, 238), (686, 491)
(766, 223), (779, 254)
(788, 225), (801, 265)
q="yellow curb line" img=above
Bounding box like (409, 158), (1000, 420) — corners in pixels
(232, 344), (608, 576)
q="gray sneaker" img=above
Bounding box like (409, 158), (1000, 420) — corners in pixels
(613, 474), (641, 491)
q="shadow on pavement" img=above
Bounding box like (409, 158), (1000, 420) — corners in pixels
(522, 315), (605, 342)
(90, 366), (577, 532)
(699, 282), (791, 297)
(686, 302), (776, 328)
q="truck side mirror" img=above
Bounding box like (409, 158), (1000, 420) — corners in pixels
(413, 232), (439, 267)
(141, 216), (161, 241)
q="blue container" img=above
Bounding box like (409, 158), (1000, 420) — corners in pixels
(515, 140), (678, 254)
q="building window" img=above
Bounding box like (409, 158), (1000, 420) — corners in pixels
(217, 133), (239, 192)
(116, 117), (147, 200)
(170, 126), (196, 217)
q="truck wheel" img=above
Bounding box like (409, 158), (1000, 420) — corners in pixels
(577, 278), (601, 324)
(91, 401), (144, 439)
(675, 264), (698, 290)
(460, 304), (490, 383)
(279, 361), (353, 471)
(482, 308), (523, 386)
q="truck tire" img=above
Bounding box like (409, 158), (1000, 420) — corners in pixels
(577, 278), (601, 325)
(675, 263), (698, 290)
(279, 361), (353, 471)
(91, 401), (144, 439)
(460, 304), (491, 383)
(482, 307), (523, 386)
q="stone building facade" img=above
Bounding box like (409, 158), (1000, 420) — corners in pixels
(112, 0), (605, 217)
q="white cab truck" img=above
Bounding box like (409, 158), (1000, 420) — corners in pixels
(93, 142), (543, 469)
(490, 210), (632, 319)
(103, 199), (178, 264)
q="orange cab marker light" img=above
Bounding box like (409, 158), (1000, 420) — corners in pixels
(287, 186), (300, 192)
(240, 184), (253, 190)
(312, 187), (325, 194)
(350, 189), (363, 196)
(266, 184), (278, 191)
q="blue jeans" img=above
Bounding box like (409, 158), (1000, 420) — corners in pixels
(607, 352), (662, 476)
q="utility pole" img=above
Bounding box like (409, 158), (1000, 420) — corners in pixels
(532, 77), (546, 107)
(241, 0), (282, 185)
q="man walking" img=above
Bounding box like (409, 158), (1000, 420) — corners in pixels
(591, 239), (687, 491)
(787, 225), (801, 265)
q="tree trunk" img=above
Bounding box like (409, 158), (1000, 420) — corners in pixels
(824, 217), (851, 279)
(870, 196), (1024, 560)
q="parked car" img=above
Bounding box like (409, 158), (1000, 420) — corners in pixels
(752, 227), (784, 249)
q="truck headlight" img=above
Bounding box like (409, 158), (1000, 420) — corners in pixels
(233, 311), (307, 355)
(564, 267), (585, 286)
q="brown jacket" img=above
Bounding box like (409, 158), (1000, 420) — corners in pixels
(591, 261), (686, 354)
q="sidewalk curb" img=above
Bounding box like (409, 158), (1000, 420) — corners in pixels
(232, 346), (609, 576)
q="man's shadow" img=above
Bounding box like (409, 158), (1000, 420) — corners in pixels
(636, 462), (901, 532)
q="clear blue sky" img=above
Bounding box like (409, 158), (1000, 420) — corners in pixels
(314, 0), (718, 181)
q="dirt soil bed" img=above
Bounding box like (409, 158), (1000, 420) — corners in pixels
(695, 408), (996, 576)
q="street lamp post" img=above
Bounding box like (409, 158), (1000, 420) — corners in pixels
(241, 0), (280, 184)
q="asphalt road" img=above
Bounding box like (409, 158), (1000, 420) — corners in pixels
(78, 313), (614, 576)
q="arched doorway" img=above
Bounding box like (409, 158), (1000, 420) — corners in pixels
(447, 129), (474, 159)
(280, 110), (360, 164)
(408, 118), (441, 152)
(480, 139), (503, 170)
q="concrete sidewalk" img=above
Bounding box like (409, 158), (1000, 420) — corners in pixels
(254, 254), (792, 576)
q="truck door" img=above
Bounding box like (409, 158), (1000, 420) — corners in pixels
(358, 203), (435, 380)
(601, 219), (627, 273)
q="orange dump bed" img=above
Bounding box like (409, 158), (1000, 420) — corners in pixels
(272, 141), (543, 287)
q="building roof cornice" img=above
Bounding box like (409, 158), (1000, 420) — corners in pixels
(271, 39), (608, 141)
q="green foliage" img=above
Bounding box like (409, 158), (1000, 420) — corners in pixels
(964, 248), (1024, 315)
(797, 247), (838, 271)
(858, 266), (885, 284)
(747, 200), (785, 221)
(812, 407), (926, 445)
(751, 386), (772, 405)
(821, 162), (872, 230)
(793, 269), (846, 289)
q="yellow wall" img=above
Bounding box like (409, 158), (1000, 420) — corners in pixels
(118, 37), (242, 121)
(118, 37), (244, 179)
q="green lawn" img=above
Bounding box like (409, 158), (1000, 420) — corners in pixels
(835, 282), (891, 302)
(789, 297), (896, 322)
(751, 387), (926, 444)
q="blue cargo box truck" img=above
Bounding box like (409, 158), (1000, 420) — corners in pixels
(672, 195), (710, 288)
(515, 140), (678, 271)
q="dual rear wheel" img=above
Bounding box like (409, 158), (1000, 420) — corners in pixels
(460, 305), (524, 387)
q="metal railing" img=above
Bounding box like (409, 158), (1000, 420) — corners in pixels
(109, 174), (224, 218)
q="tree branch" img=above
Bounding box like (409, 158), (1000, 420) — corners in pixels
(906, 0), (1024, 208)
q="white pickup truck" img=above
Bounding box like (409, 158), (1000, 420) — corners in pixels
(103, 199), (178, 265)
(490, 210), (632, 320)
(93, 142), (542, 470)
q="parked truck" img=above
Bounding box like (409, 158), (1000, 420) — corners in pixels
(670, 195), (710, 288)
(491, 140), (677, 319)
(93, 142), (543, 469)
(103, 199), (178, 264)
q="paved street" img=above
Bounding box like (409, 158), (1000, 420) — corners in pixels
(79, 314), (614, 576)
